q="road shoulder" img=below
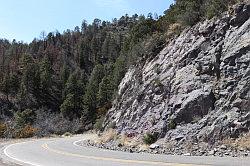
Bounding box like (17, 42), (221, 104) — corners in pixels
(0, 139), (23, 166)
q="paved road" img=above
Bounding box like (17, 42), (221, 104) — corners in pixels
(2, 134), (250, 166)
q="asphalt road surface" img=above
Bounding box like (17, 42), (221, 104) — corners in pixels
(2, 134), (250, 166)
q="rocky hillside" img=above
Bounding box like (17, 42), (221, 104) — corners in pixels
(105, 3), (250, 148)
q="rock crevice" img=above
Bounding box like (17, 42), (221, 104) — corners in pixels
(105, 3), (250, 145)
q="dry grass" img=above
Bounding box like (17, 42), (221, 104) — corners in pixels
(119, 134), (129, 146)
(96, 130), (144, 149)
(163, 141), (175, 150)
(0, 123), (7, 137)
(223, 132), (250, 150)
(97, 129), (118, 143)
(234, 133), (250, 149)
(166, 23), (182, 39)
(119, 134), (142, 147)
(15, 125), (38, 138)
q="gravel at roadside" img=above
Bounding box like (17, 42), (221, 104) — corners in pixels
(76, 139), (250, 158)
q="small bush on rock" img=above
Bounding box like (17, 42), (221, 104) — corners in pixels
(63, 132), (72, 137)
(94, 117), (105, 131)
(108, 121), (116, 129)
(168, 119), (177, 129)
(154, 64), (161, 74)
(154, 78), (163, 87)
(143, 132), (158, 145)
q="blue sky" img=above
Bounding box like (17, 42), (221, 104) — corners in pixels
(0, 0), (174, 43)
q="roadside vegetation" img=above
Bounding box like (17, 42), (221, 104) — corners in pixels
(0, 0), (240, 138)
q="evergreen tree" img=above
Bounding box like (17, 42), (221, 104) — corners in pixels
(21, 62), (40, 96)
(0, 3), (241, 137)
(0, 73), (11, 100)
(81, 20), (88, 34)
(60, 93), (76, 120)
(205, 0), (228, 19)
(91, 36), (99, 64)
(60, 70), (86, 119)
(79, 39), (91, 73)
(40, 55), (53, 94)
(108, 38), (119, 62)
(18, 54), (41, 109)
(97, 76), (114, 107)
(21, 53), (34, 68)
(9, 73), (20, 96)
(15, 109), (36, 129)
(112, 56), (127, 89)
(92, 19), (101, 32)
(101, 36), (110, 63)
(60, 63), (70, 88)
(83, 64), (105, 120)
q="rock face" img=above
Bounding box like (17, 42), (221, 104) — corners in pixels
(105, 3), (250, 146)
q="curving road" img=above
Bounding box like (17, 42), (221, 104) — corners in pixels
(2, 134), (250, 166)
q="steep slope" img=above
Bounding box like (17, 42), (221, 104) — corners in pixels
(105, 3), (250, 147)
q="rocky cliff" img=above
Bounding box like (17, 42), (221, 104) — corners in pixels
(105, 3), (250, 148)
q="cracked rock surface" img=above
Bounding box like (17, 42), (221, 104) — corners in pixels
(105, 3), (250, 150)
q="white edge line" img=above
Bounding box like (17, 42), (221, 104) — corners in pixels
(4, 136), (87, 166)
(73, 139), (85, 148)
(3, 141), (43, 166)
(72, 138), (118, 153)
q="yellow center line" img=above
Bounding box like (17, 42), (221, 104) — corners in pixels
(41, 143), (209, 166)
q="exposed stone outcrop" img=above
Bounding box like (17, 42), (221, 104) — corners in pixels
(105, 3), (250, 147)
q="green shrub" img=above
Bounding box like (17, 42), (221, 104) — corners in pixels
(143, 132), (158, 145)
(15, 109), (36, 129)
(63, 132), (72, 137)
(154, 78), (163, 87)
(165, 23), (183, 40)
(154, 64), (161, 74)
(205, 0), (240, 20)
(94, 117), (105, 131)
(168, 119), (177, 129)
(108, 121), (116, 129)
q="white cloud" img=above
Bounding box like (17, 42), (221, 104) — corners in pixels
(93, 0), (129, 11)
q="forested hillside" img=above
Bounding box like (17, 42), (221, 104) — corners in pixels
(0, 0), (240, 138)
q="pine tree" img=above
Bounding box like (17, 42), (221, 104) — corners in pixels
(97, 76), (114, 107)
(205, 0), (228, 19)
(0, 73), (11, 100)
(40, 55), (53, 93)
(18, 54), (41, 109)
(0, 72), (20, 100)
(101, 36), (110, 63)
(91, 37), (99, 64)
(21, 63), (40, 96)
(83, 64), (105, 120)
(9, 73), (20, 96)
(112, 56), (127, 89)
(79, 39), (91, 73)
(60, 93), (76, 119)
(108, 38), (119, 62)
(81, 20), (88, 34)
(21, 54), (34, 68)
(60, 63), (70, 88)
(15, 109), (36, 129)
(60, 70), (86, 119)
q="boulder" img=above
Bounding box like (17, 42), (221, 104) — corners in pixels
(149, 144), (160, 149)
(104, 2), (250, 154)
